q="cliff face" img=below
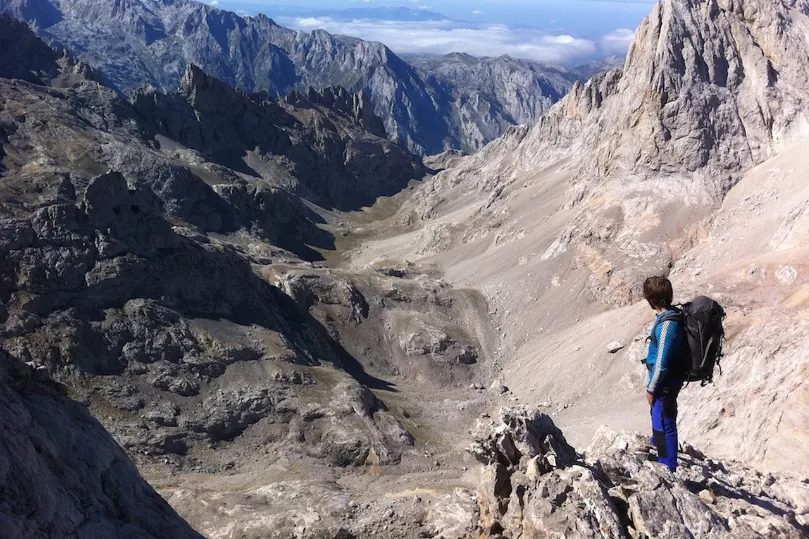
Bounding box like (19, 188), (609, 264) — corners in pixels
(406, 53), (581, 151)
(385, 0), (809, 305)
(130, 64), (423, 212)
(0, 12), (434, 471)
(0, 0), (580, 155)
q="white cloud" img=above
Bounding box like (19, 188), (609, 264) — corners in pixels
(278, 16), (626, 65)
(296, 17), (326, 28)
(601, 28), (635, 56)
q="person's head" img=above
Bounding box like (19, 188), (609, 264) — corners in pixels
(643, 276), (673, 311)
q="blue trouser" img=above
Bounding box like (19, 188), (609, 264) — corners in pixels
(650, 381), (682, 472)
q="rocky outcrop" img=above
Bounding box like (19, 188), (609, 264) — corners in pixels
(0, 349), (201, 538)
(458, 407), (809, 538)
(0, 13), (99, 87)
(275, 267), (490, 386)
(293, 86), (387, 139)
(131, 64), (423, 211)
(0, 0), (577, 154)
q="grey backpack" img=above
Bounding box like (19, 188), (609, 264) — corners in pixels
(650, 296), (726, 385)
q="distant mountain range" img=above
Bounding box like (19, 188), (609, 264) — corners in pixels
(263, 5), (452, 22)
(0, 0), (602, 154)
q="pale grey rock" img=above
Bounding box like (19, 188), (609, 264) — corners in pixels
(280, 272), (370, 327)
(406, 0), (809, 305)
(424, 488), (478, 539)
(458, 408), (809, 538)
(406, 53), (580, 152)
(468, 406), (577, 470)
(394, 318), (479, 366)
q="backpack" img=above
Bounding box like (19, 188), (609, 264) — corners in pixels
(650, 296), (726, 385)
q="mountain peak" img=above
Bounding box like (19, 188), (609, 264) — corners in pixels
(526, 0), (809, 198)
(407, 0), (809, 309)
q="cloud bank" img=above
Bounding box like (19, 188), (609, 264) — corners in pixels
(277, 16), (635, 65)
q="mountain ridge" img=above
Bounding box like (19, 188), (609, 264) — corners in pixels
(0, 0), (583, 155)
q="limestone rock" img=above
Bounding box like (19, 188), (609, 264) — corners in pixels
(468, 406), (577, 471)
(399, 0), (809, 304)
(406, 53), (580, 152)
(424, 488), (478, 539)
(132, 63), (424, 212)
(459, 409), (809, 538)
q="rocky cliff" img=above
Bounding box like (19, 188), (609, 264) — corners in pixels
(451, 407), (809, 538)
(130, 64), (422, 212)
(0, 9), (441, 465)
(406, 53), (581, 151)
(0, 0), (579, 154)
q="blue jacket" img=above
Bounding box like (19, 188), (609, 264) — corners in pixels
(646, 309), (685, 395)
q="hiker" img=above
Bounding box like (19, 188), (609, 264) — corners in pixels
(643, 276), (685, 472)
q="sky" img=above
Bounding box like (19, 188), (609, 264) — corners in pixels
(205, 0), (659, 66)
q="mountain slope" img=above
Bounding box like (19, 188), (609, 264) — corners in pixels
(0, 0), (579, 154)
(2, 4), (809, 537)
(346, 0), (809, 473)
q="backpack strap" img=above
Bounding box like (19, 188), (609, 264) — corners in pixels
(648, 310), (683, 347)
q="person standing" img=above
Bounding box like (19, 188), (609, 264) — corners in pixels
(643, 276), (685, 472)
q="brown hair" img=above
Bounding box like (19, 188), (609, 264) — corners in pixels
(643, 276), (673, 310)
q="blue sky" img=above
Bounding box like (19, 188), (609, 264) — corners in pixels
(205, 0), (659, 65)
